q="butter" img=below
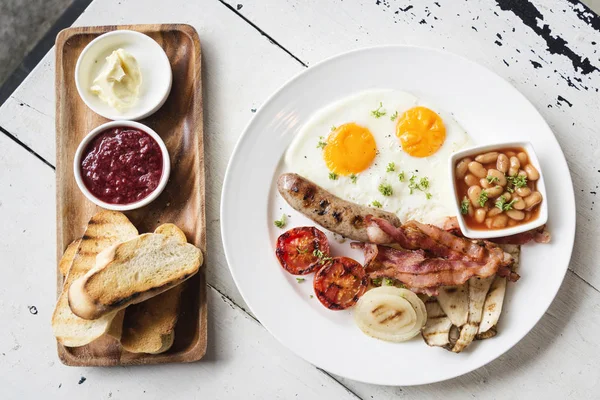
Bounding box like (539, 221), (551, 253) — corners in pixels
(90, 49), (142, 111)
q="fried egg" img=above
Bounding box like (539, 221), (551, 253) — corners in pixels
(284, 89), (472, 225)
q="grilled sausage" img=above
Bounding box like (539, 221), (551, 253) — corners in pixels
(277, 173), (401, 242)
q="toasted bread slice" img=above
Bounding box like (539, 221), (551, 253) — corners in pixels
(68, 228), (202, 320)
(107, 308), (126, 340)
(58, 236), (127, 340)
(121, 224), (187, 354)
(59, 237), (125, 340)
(59, 239), (81, 276)
(52, 211), (139, 347)
(121, 283), (185, 354)
(154, 223), (187, 243)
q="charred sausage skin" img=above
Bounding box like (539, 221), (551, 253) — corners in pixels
(277, 173), (401, 242)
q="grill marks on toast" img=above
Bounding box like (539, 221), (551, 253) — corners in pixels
(68, 226), (202, 321)
(52, 211), (139, 347)
(55, 221), (194, 354)
(59, 239), (81, 276)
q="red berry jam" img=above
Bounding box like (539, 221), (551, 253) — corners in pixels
(80, 127), (164, 204)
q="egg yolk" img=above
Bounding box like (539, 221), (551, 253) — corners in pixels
(323, 123), (377, 175)
(396, 106), (446, 158)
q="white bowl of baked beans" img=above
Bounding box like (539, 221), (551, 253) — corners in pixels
(449, 142), (548, 239)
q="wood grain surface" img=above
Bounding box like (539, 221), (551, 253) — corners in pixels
(54, 23), (206, 366)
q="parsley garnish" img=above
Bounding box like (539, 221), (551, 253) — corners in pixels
(310, 294), (314, 298)
(313, 249), (332, 264)
(317, 136), (327, 149)
(408, 175), (432, 198)
(331, 125), (336, 131)
(329, 172), (338, 180)
(495, 196), (518, 211)
(478, 190), (488, 207)
(507, 174), (527, 188)
(296, 247), (308, 254)
(495, 195), (507, 210)
(378, 183), (393, 196)
(372, 200), (383, 208)
(408, 176), (417, 194)
(296, 277), (305, 283)
(274, 214), (286, 229)
(486, 175), (500, 184)
(460, 197), (470, 215)
(383, 277), (395, 286)
(371, 277), (382, 286)
(371, 102), (386, 118)
(398, 171), (405, 182)
(350, 174), (358, 184)
(386, 162), (396, 172)
(390, 111), (399, 121)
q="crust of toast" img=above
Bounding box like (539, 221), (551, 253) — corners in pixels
(59, 239), (81, 276)
(121, 224), (188, 354)
(154, 223), (187, 243)
(68, 227), (202, 320)
(51, 211), (139, 347)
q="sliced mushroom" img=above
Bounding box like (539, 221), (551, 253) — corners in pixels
(437, 283), (468, 327)
(426, 244), (521, 351)
(478, 244), (521, 339)
(448, 325), (461, 348)
(478, 276), (507, 335)
(422, 297), (452, 347)
(476, 326), (497, 340)
(451, 275), (495, 353)
(499, 244), (521, 273)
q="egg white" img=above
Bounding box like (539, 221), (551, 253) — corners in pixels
(284, 89), (472, 226)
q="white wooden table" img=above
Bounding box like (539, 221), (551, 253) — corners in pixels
(1, 0), (599, 398)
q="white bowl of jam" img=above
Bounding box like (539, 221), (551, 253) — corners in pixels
(73, 120), (170, 211)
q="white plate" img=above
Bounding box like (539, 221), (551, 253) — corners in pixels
(221, 46), (576, 386)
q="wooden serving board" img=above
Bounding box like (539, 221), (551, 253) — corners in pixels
(55, 24), (206, 366)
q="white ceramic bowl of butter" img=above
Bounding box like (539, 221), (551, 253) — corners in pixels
(75, 30), (172, 121)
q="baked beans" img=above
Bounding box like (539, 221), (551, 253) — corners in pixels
(455, 147), (542, 230)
